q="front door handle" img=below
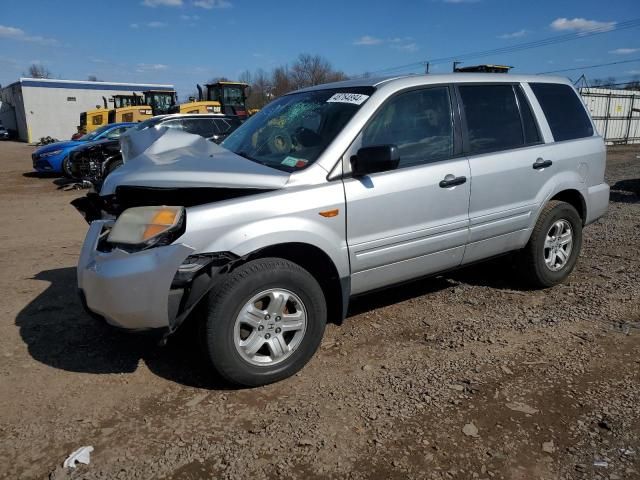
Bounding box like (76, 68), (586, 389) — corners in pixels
(533, 158), (553, 170)
(439, 174), (467, 188)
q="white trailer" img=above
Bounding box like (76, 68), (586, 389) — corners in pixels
(0, 78), (174, 143)
(579, 87), (640, 145)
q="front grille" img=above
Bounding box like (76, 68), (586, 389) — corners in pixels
(33, 158), (51, 170)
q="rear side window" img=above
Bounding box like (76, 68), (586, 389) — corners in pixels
(458, 84), (524, 154)
(530, 83), (593, 142)
(515, 86), (541, 144)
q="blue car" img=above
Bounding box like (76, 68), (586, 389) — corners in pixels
(31, 123), (135, 176)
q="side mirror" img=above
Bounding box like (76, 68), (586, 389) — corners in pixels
(351, 145), (400, 177)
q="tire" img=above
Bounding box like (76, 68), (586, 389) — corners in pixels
(198, 257), (326, 387)
(61, 156), (73, 178)
(520, 200), (583, 288)
(103, 158), (123, 178)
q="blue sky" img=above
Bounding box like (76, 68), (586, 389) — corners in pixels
(1, 0), (639, 99)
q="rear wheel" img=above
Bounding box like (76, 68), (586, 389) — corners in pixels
(520, 201), (583, 287)
(198, 257), (326, 387)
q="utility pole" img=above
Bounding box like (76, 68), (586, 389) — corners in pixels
(423, 62), (430, 74)
(453, 61), (462, 72)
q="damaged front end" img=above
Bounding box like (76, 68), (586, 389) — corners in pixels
(77, 217), (240, 335)
(74, 128), (291, 334)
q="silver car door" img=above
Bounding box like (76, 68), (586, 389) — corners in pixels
(458, 83), (550, 264)
(343, 86), (471, 295)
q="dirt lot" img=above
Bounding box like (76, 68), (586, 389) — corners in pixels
(0, 141), (638, 480)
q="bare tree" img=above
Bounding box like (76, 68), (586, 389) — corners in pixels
(289, 54), (346, 89)
(271, 66), (293, 98)
(26, 63), (52, 79)
(238, 70), (252, 85)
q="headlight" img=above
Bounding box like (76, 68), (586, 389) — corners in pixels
(107, 206), (185, 248)
(41, 149), (63, 157)
(139, 109), (152, 115)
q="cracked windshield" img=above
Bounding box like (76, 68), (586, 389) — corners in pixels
(222, 87), (374, 172)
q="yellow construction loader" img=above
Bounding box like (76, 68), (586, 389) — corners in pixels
(170, 82), (250, 119)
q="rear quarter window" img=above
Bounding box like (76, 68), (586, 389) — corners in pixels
(529, 83), (594, 142)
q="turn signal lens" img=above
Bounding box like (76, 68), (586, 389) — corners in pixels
(108, 206), (184, 246)
(142, 208), (180, 240)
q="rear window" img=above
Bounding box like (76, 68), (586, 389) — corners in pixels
(530, 83), (593, 142)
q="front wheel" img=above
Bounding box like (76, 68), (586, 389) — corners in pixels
(198, 258), (327, 387)
(519, 200), (583, 287)
(61, 156), (73, 178)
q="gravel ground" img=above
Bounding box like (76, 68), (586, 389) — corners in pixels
(0, 141), (638, 480)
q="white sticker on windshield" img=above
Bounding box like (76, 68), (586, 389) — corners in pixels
(326, 93), (369, 105)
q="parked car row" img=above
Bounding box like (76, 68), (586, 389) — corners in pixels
(73, 73), (609, 387)
(31, 114), (242, 183)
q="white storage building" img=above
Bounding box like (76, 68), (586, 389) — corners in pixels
(0, 78), (174, 143)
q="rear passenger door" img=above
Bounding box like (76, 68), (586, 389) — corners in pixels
(457, 83), (549, 264)
(343, 86), (471, 294)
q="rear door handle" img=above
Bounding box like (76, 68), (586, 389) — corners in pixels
(439, 174), (467, 188)
(533, 158), (553, 170)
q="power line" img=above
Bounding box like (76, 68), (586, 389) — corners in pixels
(539, 58), (640, 74)
(361, 18), (640, 77)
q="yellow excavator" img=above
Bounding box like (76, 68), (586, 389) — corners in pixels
(169, 81), (250, 120)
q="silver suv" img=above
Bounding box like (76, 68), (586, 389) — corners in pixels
(75, 74), (609, 386)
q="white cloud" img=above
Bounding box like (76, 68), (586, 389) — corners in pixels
(627, 70), (640, 75)
(353, 35), (383, 46)
(609, 48), (639, 55)
(354, 35), (418, 52)
(393, 42), (418, 52)
(142, 0), (182, 6)
(0, 24), (58, 46)
(180, 14), (200, 20)
(194, 0), (232, 9)
(550, 17), (616, 34)
(443, 0), (481, 3)
(146, 21), (167, 27)
(136, 63), (169, 72)
(130, 23), (140, 28)
(498, 29), (527, 39)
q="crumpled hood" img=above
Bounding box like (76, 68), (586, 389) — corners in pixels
(100, 127), (290, 196)
(35, 140), (82, 154)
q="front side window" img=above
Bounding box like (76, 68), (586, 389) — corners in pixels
(106, 127), (128, 139)
(361, 87), (454, 168)
(80, 123), (113, 141)
(459, 84), (524, 155)
(530, 83), (593, 142)
(222, 87), (374, 172)
(182, 119), (216, 137)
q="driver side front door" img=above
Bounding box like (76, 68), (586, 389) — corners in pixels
(343, 86), (471, 295)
